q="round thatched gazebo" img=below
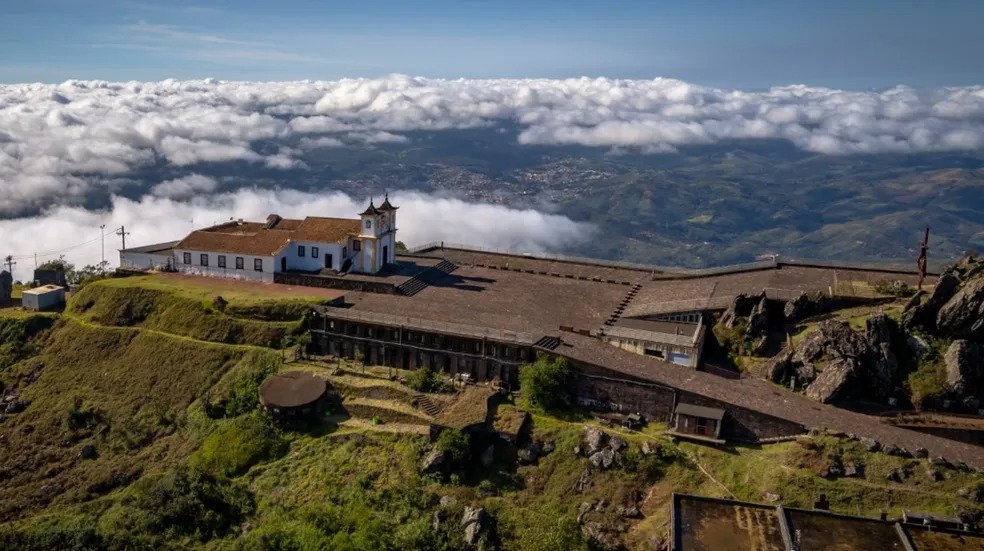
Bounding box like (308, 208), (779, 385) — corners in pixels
(259, 371), (328, 418)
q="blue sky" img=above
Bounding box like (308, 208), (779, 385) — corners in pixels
(2, 0), (983, 88)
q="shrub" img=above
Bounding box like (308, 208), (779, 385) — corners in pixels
(212, 295), (229, 312)
(190, 413), (287, 477)
(435, 429), (470, 463)
(405, 366), (449, 393)
(519, 354), (571, 412)
(872, 279), (913, 298)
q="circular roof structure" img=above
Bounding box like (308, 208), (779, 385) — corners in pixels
(259, 371), (327, 408)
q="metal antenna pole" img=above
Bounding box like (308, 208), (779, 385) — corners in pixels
(3, 255), (15, 279)
(100, 224), (106, 265)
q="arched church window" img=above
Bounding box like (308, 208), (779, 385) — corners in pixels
(365, 219), (372, 229)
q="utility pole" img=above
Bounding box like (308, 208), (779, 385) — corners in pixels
(3, 255), (15, 279)
(916, 227), (930, 291)
(100, 224), (106, 265)
(115, 226), (130, 253)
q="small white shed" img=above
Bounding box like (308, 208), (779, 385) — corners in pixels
(21, 285), (66, 311)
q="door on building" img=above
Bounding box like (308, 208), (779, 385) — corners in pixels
(280, 257), (287, 272)
(325, 253), (333, 269)
(383, 245), (389, 265)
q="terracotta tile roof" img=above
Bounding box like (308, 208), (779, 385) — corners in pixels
(175, 216), (361, 256)
(294, 217), (361, 242)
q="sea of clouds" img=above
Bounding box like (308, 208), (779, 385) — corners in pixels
(1, 75), (983, 275)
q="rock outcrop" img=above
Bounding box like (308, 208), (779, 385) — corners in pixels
(944, 340), (984, 395)
(768, 318), (906, 403)
(721, 293), (759, 329)
(902, 269), (962, 330)
(865, 314), (900, 400)
(461, 506), (486, 546)
(784, 290), (833, 324)
(937, 278), (984, 339)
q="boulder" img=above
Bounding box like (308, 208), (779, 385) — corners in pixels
(902, 269), (961, 330)
(746, 295), (770, 337)
(573, 468), (593, 493)
(794, 321), (868, 364)
(944, 340), (984, 396)
(583, 427), (607, 455)
(609, 436), (628, 453)
(843, 463), (863, 478)
(805, 358), (857, 404)
(721, 293), (758, 328)
(518, 443), (540, 465)
(541, 440), (555, 455)
(640, 440), (661, 456)
(937, 278), (984, 339)
(581, 522), (621, 551)
(860, 437), (880, 452)
(764, 349), (795, 384)
(577, 501), (593, 524)
(420, 449), (447, 474)
(440, 496), (458, 508)
(887, 469), (904, 483)
(865, 314), (900, 400)
(913, 447), (929, 459)
(784, 291), (832, 323)
(588, 448), (615, 471)
(461, 506), (486, 546)
(764, 492), (781, 502)
(616, 504), (641, 518)
(927, 469), (944, 482)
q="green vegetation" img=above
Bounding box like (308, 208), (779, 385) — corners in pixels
(404, 365), (450, 393)
(0, 314), (55, 370)
(906, 334), (952, 409)
(435, 428), (471, 463)
(190, 413), (287, 477)
(519, 355), (571, 412)
(69, 282), (301, 348)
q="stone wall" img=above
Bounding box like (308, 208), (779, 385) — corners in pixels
(275, 272), (399, 294)
(569, 358), (805, 442)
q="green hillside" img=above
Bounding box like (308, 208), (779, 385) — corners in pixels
(0, 277), (982, 550)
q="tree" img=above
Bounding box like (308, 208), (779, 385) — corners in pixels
(519, 354), (571, 412)
(354, 350), (366, 374)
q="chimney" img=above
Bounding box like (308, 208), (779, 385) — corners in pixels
(813, 494), (829, 511)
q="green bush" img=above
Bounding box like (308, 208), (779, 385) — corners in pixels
(190, 413), (286, 477)
(435, 429), (470, 463)
(207, 351), (281, 418)
(518, 354), (571, 412)
(404, 366), (449, 393)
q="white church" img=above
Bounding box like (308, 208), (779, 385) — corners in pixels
(119, 196), (399, 283)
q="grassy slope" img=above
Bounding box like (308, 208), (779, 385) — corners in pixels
(1, 277), (982, 550)
(69, 280), (307, 348)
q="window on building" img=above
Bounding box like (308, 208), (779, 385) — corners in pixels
(200, 254), (209, 266)
(352, 240), (361, 252)
(365, 219), (372, 229)
(218, 255), (226, 268)
(183, 252), (191, 264)
(235, 257), (244, 270)
(342, 246), (348, 257)
(298, 245), (306, 257)
(254, 258), (263, 271)
(311, 246), (319, 258)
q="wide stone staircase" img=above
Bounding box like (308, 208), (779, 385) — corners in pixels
(605, 283), (642, 326)
(397, 260), (459, 296)
(412, 393), (444, 417)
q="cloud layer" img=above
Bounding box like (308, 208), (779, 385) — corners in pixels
(0, 189), (592, 280)
(2, 76), (984, 216)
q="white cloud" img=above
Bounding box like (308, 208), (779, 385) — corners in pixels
(151, 173), (218, 199)
(0, 189), (592, 279)
(1, 76), (984, 216)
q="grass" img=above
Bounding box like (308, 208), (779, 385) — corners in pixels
(69, 281), (303, 348)
(95, 273), (339, 306)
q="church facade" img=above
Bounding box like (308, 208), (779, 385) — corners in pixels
(147, 197), (399, 283)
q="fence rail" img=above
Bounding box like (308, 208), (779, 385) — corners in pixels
(313, 306), (536, 345)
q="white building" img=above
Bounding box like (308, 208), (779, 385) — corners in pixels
(119, 241), (179, 271)
(120, 197), (399, 283)
(21, 285), (65, 311)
